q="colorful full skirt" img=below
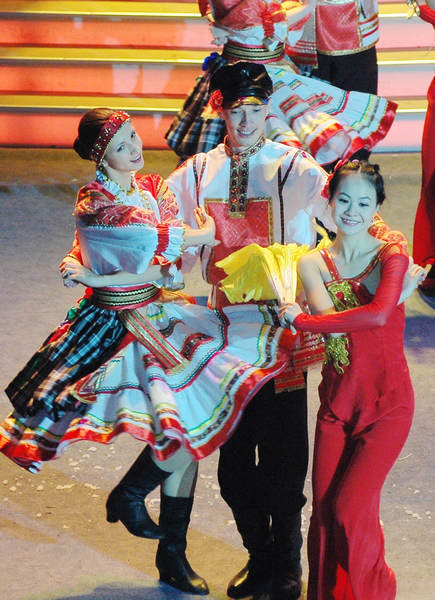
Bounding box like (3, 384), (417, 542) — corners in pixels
(0, 295), (297, 471)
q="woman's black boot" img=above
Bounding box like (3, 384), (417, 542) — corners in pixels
(156, 494), (209, 595)
(106, 446), (170, 539)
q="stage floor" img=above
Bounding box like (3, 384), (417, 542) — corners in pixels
(0, 149), (433, 600)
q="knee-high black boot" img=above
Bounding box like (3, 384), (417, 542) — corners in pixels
(226, 508), (274, 599)
(270, 510), (303, 600)
(156, 494), (209, 595)
(106, 446), (170, 539)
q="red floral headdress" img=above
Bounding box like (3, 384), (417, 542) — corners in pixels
(321, 158), (359, 200)
(89, 110), (131, 165)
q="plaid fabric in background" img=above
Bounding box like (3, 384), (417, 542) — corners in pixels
(5, 299), (126, 421)
(165, 54), (228, 161)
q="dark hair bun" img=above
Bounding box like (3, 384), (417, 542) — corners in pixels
(73, 136), (91, 160)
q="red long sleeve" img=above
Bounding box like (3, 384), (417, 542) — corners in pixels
(293, 250), (408, 334)
(419, 5), (435, 26)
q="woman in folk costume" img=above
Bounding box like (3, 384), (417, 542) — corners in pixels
(410, 0), (435, 298)
(166, 0), (397, 166)
(280, 161), (426, 599)
(0, 108), (298, 595)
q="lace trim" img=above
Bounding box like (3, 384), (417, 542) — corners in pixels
(95, 169), (151, 209)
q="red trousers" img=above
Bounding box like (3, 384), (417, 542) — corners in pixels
(307, 393), (414, 599)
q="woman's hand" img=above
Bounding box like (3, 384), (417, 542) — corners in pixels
(59, 256), (79, 288)
(399, 258), (429, 302)
(194, 206), (219, 245)
(279, 302), (303, 330)
(183, 206), (220, 248)
(60, 259), (97, 288)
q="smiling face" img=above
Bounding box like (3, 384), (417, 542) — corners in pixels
(331, 173), (379, 236)
(220, 103), (269, 152)
(102, 119), (144, 175)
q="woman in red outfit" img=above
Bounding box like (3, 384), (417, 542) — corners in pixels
(281, 161), (426, 599)
(411, 0), (435, 297)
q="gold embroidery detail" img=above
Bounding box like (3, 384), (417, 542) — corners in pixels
(323, 280), (362, 374)
(324, 335), (350, 375)
(327, 280), (361, 312)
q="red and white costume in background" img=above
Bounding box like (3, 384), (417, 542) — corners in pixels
(0, 170), (297, 471)
(199, 0), (396, 165)
(292, 242), (414, 599)
(412, 4), (435, 286)
(284, 0), (378, 67)
(167, 137), (331, 390)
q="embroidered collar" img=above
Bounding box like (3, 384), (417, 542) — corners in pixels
(96, 169), (147, 207)
(224, 136), (265, 216)
(224, 135), (266, 161)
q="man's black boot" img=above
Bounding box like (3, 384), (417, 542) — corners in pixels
(227, 508), (274, 599)
(270, 510), (303, 600)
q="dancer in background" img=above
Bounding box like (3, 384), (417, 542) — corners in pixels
(166, 0), (396, 167)
(281, 160), (426, 599)
(409, 0), (435, 298)
(0, 107), (298, 596)
(309, 0), (379, 95)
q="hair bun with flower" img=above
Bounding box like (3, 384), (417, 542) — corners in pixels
(321, 159), (348, 200)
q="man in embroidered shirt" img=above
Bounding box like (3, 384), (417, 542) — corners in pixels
(166, 61), (332, 600)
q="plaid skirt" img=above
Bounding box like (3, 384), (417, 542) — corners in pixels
(165, 54), (227, 162)
(4, 296), (127, 421)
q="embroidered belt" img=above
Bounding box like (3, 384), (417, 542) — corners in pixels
(222, 41), (284, 64)
(91, 284), (160, 310)
(121, 310), (188, 371)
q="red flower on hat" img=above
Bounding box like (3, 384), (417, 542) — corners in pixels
(209, 89), (224, 112)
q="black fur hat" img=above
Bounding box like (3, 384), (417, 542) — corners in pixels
(209, 61), (273, 107)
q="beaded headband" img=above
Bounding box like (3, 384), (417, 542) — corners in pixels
(89, 110), (131, 165)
